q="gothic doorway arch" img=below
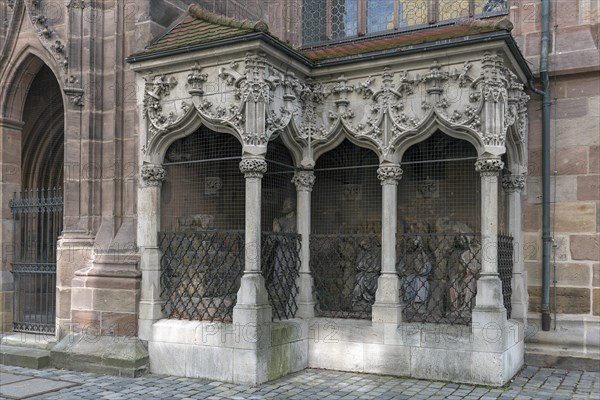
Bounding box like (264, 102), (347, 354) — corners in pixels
(9, 63), (64, 334)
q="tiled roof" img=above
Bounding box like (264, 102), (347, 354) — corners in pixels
(132, 6), (512, 64)
(303, 17), (513, 62)
(136, 5), (269, 56)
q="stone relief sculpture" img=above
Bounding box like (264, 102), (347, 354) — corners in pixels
(272, 197), (297, 233)
(447, 235), (481, 318)
(352, 238), (381, 310)
(397, 236), (433, 312)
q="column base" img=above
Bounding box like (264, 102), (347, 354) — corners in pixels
(51, 333), (149, 377)
(372, 273), (403, 323)
(296, 272), (315, 319)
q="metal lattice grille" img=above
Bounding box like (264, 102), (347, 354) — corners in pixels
(311, 140), (381, 319)
(161, 128), (245, 232)
(311, 235), (381, 319)
(262, 232), (301, 320)
(498, 234), (513, 319)
(10, 188), (62, 334)
(397, 132), (481, 325)
(398, 233), (480, 325)
(160, 131), (301, 321)
(160, 231), (245, 322)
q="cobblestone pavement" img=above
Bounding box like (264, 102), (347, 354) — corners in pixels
(1, 365), (599, 400)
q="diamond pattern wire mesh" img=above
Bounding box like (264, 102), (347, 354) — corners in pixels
(498, 234), (513, 319)
(398, 233), (480, 325)
(159, 130), (301, 322)
(311, 234), (381, 319)
(10, 188), (62, 334)
(159, 230), (245, 323)
(262, 232), (301, 320)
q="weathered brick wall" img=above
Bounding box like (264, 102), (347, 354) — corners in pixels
(511, 1), (599, 326)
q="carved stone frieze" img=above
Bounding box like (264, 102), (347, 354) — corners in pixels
(377, 166), (403, 185)
(239, 158), (268, 179)
(141, 165), (166, 187)
(139, 49), (529, 166)
(291, 171), (316, 191)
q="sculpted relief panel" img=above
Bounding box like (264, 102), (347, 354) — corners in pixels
(140, 50), (529, 165)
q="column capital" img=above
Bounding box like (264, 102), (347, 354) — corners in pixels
(239, 158), (267, 179)
(292, 170), (315, 191)
(141, 164), (166, 187)
(475, 157), (504, 176)
(377, 165), (403, 185)
(502, 172), (526, 193)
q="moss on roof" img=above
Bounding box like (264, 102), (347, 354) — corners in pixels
(303, 17), (513, 62)
(131, 6), (512, 64)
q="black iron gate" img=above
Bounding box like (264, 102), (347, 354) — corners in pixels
(10, 188), (63, 334)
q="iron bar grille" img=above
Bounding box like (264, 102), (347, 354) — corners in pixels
(261, 232), (301, 320)
(301, 0), (508, 48)
(159, 230), (245, 322)
(311, 234), (381, 319)
(10, 188), (62, 334)
(311, 140), (381, 319)
(160, 130), (300, 321)
(397, 132), (481, 325)
(497, 234), (513, 319)
(398, 233), (480, 325)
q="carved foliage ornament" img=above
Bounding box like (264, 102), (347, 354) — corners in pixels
(141, 165), (166, 187)
(502, 173), (526, 193)
(377, 166), (403, 185)
(292, 171), (316, 191)
(474, 158), (504, 176)
(26, 0), (68, 72)
(239, 158), (267, 179)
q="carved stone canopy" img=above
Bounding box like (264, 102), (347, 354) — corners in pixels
(135, 47), (529, 170)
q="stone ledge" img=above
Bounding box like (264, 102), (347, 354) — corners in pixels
(0, 345), (51, 369)
(51, 334), (149, 377)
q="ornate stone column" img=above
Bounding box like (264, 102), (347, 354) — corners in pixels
(372, 165), (403, 324)
(292, 170), (316, 318)
(472, 156), (507, 325)
(138, 164), (166, 341)
(502, 172), (527, 322)
(233, 157), (272, 324)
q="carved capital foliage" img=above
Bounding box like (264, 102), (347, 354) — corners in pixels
(377, 166), (403, 185)
(292, 171), (315, 191)
(475, 157), (504, 176)
(502, 173), (526, 193)
(141, 165), (166, 187)
(239, 158), (267, 179)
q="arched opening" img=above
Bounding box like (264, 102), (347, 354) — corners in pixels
(159, 128), (245, 323)
(11, 64), (64, 334)
(310, 139), (382, 319)
(397, 131), (481, 325)
(158, 127), (301, 323)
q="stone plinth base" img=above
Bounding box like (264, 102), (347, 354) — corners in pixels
(148, 319), (308, 384)
(308, 318), (524, 387)
(147, 317), (523, 386)
(51, 334), (149, 377)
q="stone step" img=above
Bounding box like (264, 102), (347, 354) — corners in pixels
(0, 344), (51, 369)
